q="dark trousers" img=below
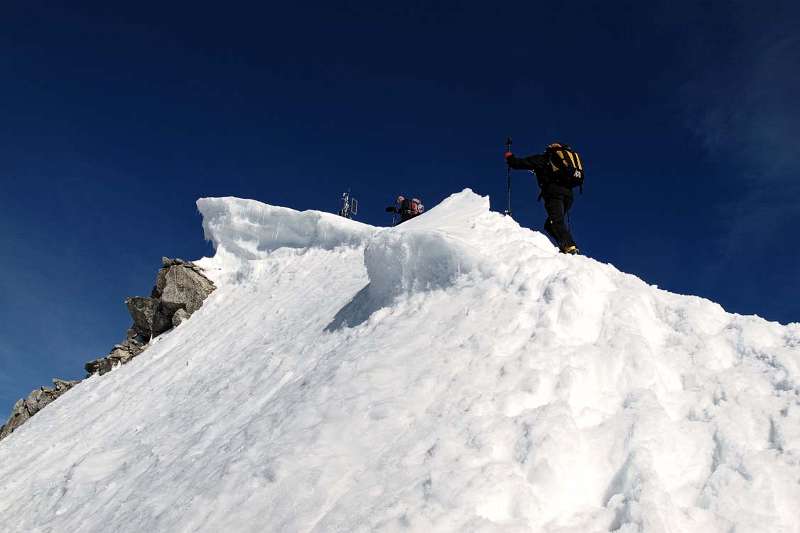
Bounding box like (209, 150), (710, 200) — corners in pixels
(542, 189), (576, 250)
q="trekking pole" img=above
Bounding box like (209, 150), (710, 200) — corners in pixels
(504, 136), (513, 216)
(388, 197), (398, 226)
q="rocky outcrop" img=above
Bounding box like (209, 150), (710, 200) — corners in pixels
(1, 257), (215, 443)
(156, 258), (215, 314)
(83, 258), (215, 376)
(0, 379), (79, 440)
(84, 336), (147, 376)
(125, 296), (164, 338)
(172, 308), (191, 328)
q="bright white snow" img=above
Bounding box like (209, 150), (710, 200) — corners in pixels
(1, 189), (799, 533)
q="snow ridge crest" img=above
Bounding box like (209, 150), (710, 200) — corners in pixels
(1, 190), (799, 533)
(197, 190), (509, 298)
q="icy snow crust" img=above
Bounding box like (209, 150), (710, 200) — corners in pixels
(2, 190), (799, 533)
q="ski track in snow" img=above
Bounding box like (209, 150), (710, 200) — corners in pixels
(1, 190), (799, 533)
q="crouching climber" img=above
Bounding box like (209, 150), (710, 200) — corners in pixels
(386, 196), (424, 225)
(505, 142), (584, 254)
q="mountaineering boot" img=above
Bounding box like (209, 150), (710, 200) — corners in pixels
(561, 245), (579, 255)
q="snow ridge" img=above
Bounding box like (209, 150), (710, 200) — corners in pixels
(198, 196), (375, 258)
(1, 190), (798, 533)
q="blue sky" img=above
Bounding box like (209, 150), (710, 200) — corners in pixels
(1, 1), (798, 414)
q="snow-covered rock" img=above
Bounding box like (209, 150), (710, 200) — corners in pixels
(0, 190), (798, 533)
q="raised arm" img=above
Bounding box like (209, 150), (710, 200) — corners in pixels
(505, 152), (549, 171)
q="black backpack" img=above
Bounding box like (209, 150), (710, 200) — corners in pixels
(546, 144), (585, 191)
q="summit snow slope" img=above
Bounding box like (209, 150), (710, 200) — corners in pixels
(1, 190), (799, 533)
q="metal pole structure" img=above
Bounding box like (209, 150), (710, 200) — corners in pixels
(339, 190), (350, 218)
(504, 136), (513, 216)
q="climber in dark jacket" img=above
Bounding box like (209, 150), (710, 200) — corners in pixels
(386, 196), (424, 225)
(505, 143), (581, 254)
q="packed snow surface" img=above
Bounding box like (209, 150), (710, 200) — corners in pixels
(2, 190), (799, 533)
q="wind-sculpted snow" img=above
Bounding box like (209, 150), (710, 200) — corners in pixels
(197, 196), (376, 259)
(365, 192), (501, 298)
(1, 190), (799, 533)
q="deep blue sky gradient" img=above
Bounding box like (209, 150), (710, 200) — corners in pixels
(1, 1), (799, 414)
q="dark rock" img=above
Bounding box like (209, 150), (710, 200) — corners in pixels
(0, 378), (80, 441)
(153, 266), (168, 298)
(152, 306), (174, 336)
(107, 347), (134, 366)
(86, 258), (214, 379)
(162, 256), (185, 268)
(126, 296), (159, 338)
(159, 263), (215, 315)
(126, 327), (149, 344)
(85, 356), (113, 376)
(131, 259), (214, 337)
(153, 258), (207, 297)
(85, 337), (146, 377)
(172, 308), (191, 328)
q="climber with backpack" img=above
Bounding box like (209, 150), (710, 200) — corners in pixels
(505, 142), (584, 254)
(386, 196), (424, 225)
